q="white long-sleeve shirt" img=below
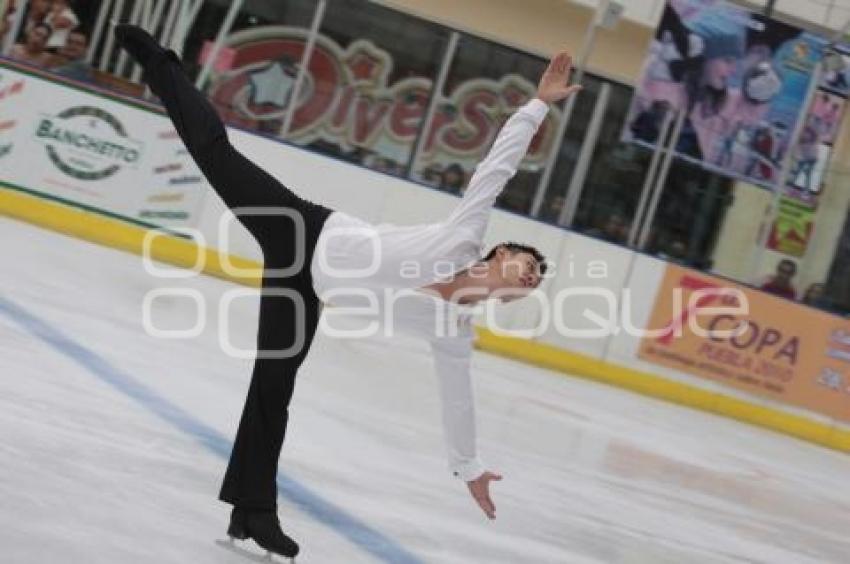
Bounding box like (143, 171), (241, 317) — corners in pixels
(310, 98), (550, 481)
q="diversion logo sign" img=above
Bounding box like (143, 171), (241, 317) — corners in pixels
(33, 106), (143, 181)
(207, 28), (560, 172)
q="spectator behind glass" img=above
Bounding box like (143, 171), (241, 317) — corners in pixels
(49, 29), (91, 82)
(657, 238), (688, 263)
(419, 163), (444, 187)
(45, 0), (78, 50)
(541, 195), (565, 223)
(440, 163), (466, 194)
(23, 0), (51, 35)
(384, 158), (403, 176)
(367, 156), (403, 176)
(802, 283), (836, 313)
(9, 22), (52, 67)
(586, 212), (629, 244)
(1, 1), (16, 46)
(760, 258), (798, 300)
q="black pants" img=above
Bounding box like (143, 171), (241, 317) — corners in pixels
(143, 52), (333, 510)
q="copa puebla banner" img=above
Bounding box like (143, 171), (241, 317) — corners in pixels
(640, 263), (850, 422)
(0, 61), (207, 229)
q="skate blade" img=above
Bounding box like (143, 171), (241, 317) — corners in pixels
(215, 539), (295, 563)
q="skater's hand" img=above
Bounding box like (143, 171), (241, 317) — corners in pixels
(537, 50), (582, 103)
(466, 471), (502, 519)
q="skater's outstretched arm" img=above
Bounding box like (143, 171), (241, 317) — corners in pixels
(430, 333), (481, 479)
(430, 328), (503, 520)
(445, 50), (581, 240)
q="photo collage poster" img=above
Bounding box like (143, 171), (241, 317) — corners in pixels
(624, 0), (828, 190)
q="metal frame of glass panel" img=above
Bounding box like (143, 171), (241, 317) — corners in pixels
(76, 0), (623, 223)
(556, 82), (611, 227)
(73, 0), (791, 262)
(278, 0), (326, 138)
(193, 0), (245, 89)
(1, 0), (29, 56)
(407, 31), (460, 177)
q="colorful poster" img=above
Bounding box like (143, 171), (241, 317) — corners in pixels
(774, 88), (845, 206)
(767, 196), (816, 256)
(787, 141), (831, 194)
(623, 0), (827, 188)
(0, 62), (207, 229)
(639, 264), (850, 422)
(821, 45), (850, 97)
(774, 89), (845, 207)
(809, 90), (846, 144)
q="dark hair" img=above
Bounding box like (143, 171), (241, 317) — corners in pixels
(778, 258), (797, 274)
(483, 242), (548, 276)
(441, 163), (466, 190)
(444, 163), (465, 176)
(689, 64), (727, 116)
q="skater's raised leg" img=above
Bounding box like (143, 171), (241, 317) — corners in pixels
(113, 24), (330, 250)
(115, 24), (331, 560)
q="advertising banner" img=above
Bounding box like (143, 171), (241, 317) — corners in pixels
(768, 88), (845, 215)
(770, 88), (845, 214)
(623, 0), (827, 188)
(639, 264), (850, 422)
(787, 140), (831, 194)
(767, 195), (816, 257)
(0, 62), (207, 229)
(204, 27), (561, 179)
(821, 44), (850, 97)
(809, 89), (846, 144)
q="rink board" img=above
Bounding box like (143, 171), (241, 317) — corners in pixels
(4, 184), (850, 455)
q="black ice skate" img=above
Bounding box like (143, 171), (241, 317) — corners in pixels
(218, 507), (300, 562)
(114, 24), (167, 67)
(114, 22), (183, 81)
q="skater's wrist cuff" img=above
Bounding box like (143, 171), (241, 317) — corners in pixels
(451, 458), (486, 482)
(522, 98), (550, 125)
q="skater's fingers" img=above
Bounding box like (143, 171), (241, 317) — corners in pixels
(472, 489), (495, 519)
(475, 495), (494, 519)
(551, 51), (571, 73)
(480, 484), (497, 517)
(482, 492), (496, 519)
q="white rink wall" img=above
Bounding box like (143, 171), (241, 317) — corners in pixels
(4, 62), (849, 435)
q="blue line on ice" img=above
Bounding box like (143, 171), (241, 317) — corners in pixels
(0, 296), (424, 564)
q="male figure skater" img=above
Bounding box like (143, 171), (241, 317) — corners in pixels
(114, 25), (580, 560)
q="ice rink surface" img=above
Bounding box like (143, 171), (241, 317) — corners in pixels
(2, 216), (850, 563)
